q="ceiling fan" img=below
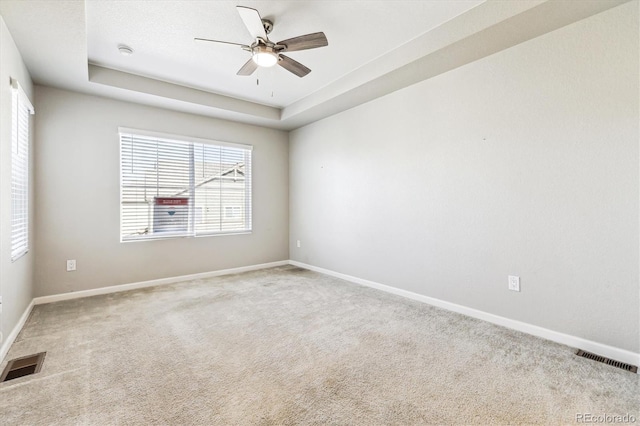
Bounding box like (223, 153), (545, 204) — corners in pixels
(195, 6), (328, 78)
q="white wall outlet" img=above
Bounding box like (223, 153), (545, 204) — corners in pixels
(296, 240), (301, 248)
(508, 275), (520, 292)
(66, 259), (77, 272)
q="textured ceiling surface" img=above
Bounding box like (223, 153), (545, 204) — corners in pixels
(86, 1), (482, 107)
(0, 0), (629, 129)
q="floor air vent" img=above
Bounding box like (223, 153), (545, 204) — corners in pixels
(576, 350), (637, 373)
(1, 352), (46, 382)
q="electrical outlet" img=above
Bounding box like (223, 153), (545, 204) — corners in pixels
(0, 332), (3, 343)
(66, 259), (76, 272)
(296, 240), (301, 248)
(508, 275), (520, 292)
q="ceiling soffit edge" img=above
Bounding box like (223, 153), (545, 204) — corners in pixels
(81, 0), (630, 130)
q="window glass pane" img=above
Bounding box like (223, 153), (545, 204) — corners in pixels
(194, 143), (250, 234)
(10, 85), (32, 261)
(120, 130), (251, 241)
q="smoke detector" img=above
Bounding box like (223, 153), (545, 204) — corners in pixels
(118, 44), (134, 56)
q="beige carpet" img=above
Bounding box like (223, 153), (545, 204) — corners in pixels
(1, 265), (638, 425)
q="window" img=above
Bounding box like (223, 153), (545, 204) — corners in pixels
(10, 79), (34, 261)
(224, 206), (242, 219)
(119, 128), (252, 241)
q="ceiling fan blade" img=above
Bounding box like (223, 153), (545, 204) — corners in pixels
(237, 6), (266, 40)
(194, 38), (249, 49)
(277, 32), (328, 52)
(237, 58), (259, 76)
(278, 54), (311, 78)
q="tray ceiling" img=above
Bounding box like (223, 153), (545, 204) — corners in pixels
(0, 0), (629, 130)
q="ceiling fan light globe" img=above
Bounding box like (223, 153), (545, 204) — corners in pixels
(252, 51), (278, 67)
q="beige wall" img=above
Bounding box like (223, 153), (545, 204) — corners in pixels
(0, 16), (34, 346)
(34, 86), (289, 296)
(289, 3), (639, 352)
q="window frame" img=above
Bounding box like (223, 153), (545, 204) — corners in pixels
(10, 78), (34, 262)
(118, 128), (252, 243)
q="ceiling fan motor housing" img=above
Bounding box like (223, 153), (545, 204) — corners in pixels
(251, 41), (279, 67)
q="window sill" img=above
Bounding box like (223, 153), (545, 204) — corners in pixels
(11, 249), (29, 263)
(120, 230), (252, 243)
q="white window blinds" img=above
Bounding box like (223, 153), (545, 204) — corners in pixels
(119, 128), (252, 241)
(10, 79), (34, 261)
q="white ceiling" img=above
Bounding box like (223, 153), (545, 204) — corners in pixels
(0, 0), (630, 130)
(86, 1), (482, 108)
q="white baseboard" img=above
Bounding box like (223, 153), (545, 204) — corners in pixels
(289, 260), (640, 370)
(33, 260), (289, 305)
(6, 259), (637, 371)
(2, 260), (287, 362)
(0, 299), (35, 363)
